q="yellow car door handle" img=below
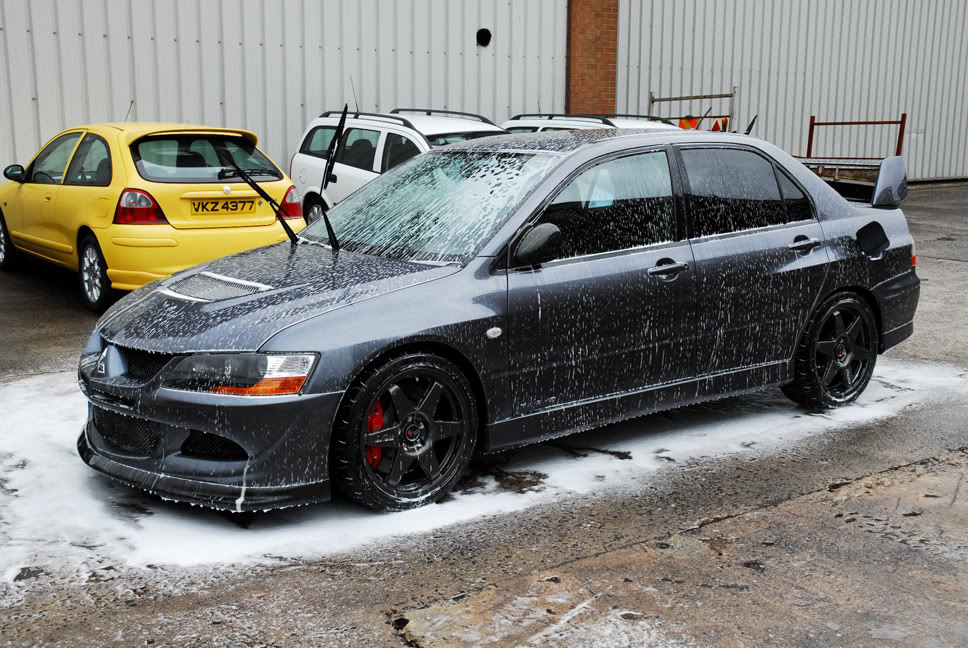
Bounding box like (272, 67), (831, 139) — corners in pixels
(44, 195), (53, 201)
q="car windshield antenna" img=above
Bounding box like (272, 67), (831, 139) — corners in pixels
(217, 144), (299, 246)
(316, 104), (348, 252)
(744, 115), (758, 135)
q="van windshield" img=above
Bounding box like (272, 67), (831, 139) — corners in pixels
(131, 135), (282, 183)
(301, 150), (558, 263)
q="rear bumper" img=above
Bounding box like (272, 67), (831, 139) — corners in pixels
(99, 220), (306, 291)
(872, 269), (920, 353)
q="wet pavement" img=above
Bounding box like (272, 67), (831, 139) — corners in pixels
(1, 182), (967, 647)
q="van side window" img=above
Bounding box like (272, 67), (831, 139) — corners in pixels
(337, 128), (380, 171)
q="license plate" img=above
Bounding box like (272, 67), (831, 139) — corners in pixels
(190, 199), (257, 215)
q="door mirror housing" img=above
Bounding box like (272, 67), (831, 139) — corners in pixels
(513, 223), (562, 267)
(3, 164), (25, 182)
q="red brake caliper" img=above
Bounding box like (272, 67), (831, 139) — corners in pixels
(365, 401), (384, 469)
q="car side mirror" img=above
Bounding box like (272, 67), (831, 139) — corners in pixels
(3, 164), (25, 182)
(513, 223), (562, 267)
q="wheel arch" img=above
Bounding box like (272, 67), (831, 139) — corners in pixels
(302, 188), (334, 213)
(76, 225), (99, 267)
(334, 339), (490, 452)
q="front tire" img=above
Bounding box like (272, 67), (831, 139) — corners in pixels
(0, 211), (16, 271)
(782, 292), (879, 409)
(77, 235), (112, 312)
(331, 352), (479, 511)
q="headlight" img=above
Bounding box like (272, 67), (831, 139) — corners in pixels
(163, 353), (317, 396)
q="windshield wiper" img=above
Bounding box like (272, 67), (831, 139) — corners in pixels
(217, 167), (279, 179)
(213, 148), (298, 246)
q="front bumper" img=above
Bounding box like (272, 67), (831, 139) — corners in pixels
(78, 366), (344, 511)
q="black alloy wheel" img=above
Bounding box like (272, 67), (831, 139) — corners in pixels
(783, 292), (879, 409)
(331, 352), (478, 511)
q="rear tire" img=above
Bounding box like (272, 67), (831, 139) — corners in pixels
(304, 195), (327, 226)
(782, 291), (879, 409)
(77, 234), (112, 312)
(0, 211), (16, 271)
(331, 352), (479, 511)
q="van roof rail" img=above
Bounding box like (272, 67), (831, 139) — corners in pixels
(508, 113), (617, 127)
(318, 110), (418, 131)
(390, 108), (496, 126)
(592, 113), (676, 126)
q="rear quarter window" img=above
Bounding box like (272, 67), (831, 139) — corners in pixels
(131, 135), (281, 183)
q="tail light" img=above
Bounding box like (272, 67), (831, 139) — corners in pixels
(114, 189), (168, 225)
(280, 185), (302, 220)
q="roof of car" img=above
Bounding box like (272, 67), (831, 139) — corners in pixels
(312, 112), (505, 137)
(443, 127), (756, 155)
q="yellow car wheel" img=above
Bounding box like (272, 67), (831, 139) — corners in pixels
(78, 235), (112, 312)
(0, 211), (16, 271)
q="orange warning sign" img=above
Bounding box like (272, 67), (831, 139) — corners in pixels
(711, 117), (729, 131)
(679, 116), (700, 130)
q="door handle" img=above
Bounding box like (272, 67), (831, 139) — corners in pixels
(44, 194), (53, 201)
(328, 173), (338, 184)
(647, 260), (689, 277)
(788, 236), (821, 252)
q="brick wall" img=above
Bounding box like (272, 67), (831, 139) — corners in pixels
(565, 0), (618, 114)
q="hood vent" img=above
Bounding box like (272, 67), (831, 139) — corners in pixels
(167, 272), (273, 302)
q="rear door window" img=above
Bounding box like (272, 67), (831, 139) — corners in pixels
(775, 169), (813, 222)
(65, 134), (112, 186)
(382, 133), (421, 172)
(538, 150), (677, 260)
(337, 128), (380, 171)
(680, 148), (786, 237)
(300, 126), (338, 159)
(131, 135), (281, 183)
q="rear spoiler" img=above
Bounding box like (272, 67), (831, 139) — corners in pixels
(871, 156), (908, 208)
(812, 156), (908, 207)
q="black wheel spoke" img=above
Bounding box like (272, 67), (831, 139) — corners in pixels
(852, 346), (871, 362)
(417, 381), (444, 417)
(832, 311), (847, 338)
(845, 316), (862, 343)
(388, 384), (415, 419)
(365, 425), (400, 448)
(417, 448), (440, 479)
(431, 421), (462, 442)
(386, 452), (414, 486)
(821, 359), (839, 386)
(842, 364), (855, 386)
(816, 340), (838, 358)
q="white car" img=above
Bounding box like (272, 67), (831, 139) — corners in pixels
(502, 113), (681, 133)
(290, 109), (506, 223)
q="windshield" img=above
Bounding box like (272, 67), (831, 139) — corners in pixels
(301, 150), (558, 263)
(131, 135), (282, 183)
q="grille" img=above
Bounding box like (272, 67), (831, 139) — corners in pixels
(181, 431), (248, 461)
(168, 273), (267, 301)
(93, 408), (161, 455)
(120, 346), (175, 383)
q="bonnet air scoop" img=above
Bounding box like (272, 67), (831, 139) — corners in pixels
(167, 271), (273, 302)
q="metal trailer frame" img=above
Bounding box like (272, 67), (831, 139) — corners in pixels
(648, 86), (737, 128)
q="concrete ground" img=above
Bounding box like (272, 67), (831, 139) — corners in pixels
(0, 183), (966, 647)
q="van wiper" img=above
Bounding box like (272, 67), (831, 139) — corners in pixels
(313, 104), (349, 252)
(217, 167), (279, 179)
(215, 149), (299, 246)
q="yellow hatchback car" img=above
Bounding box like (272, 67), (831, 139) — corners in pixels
(0, 123), (305, 310)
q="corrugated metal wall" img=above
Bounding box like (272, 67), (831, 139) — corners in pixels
(0, 0), (567, 170)
(617, 0), (968, 180)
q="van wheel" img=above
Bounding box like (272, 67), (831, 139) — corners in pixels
(0, 211), (16, 270)
(331, 352), (478, 511)
(78, 235), (112, 312)
(782, 292), (879, 409)
(304, 196), (327, 226)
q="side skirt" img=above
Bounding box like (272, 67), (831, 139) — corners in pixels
(484, 362), (788, 453)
